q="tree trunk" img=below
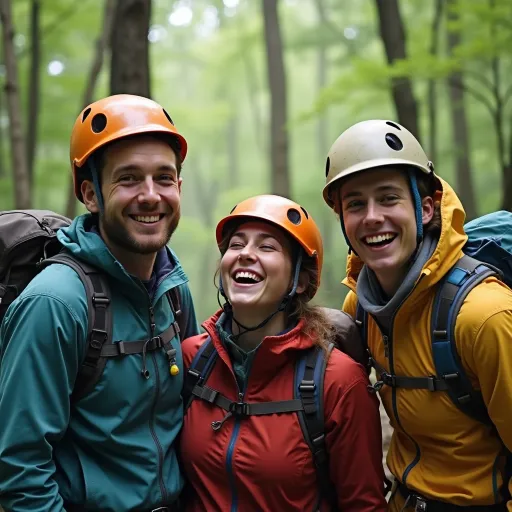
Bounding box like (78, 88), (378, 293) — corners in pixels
(0, 89), (5, 178)
(110, 0), (151, 97)
(26, 0), (40, 186)
(427, 0), (443, 165)
(65, 0), (117, 219)
(446, 0), (477, 219)
(0, 0), (31, 208)
(374, 0), (421, 140)
(262, 0), (290, 198)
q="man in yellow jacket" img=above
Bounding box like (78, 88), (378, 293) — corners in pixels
(322, 119), (512, 510)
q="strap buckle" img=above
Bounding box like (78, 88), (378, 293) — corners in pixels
(413, 495), (427, 512)
(229, 401), (249, 417)
(381, 372), (396, 387)
(89, 328), (108, 349)
(92, 294), (110, 306)
(299, 380), (316, 393)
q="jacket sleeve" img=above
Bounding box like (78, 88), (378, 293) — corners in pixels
(177, 283), (200, 339)
(470, 308), (512, 502)
(0, 293), (87, 512)
(324, 355), (387, 511)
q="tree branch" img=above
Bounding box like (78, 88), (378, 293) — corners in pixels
(503, 82), (512, 107)
(448, 78), (495, 118)
(16, 0), (93, 59)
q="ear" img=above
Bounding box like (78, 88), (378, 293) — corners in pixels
(421, 196), (434, 225)
(178, 177), (183, 195)
(81, 180), (100, 213)
(295, 270), (309, 295)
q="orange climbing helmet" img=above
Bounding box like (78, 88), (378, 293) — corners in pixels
(69, 94), (188, 202)
(216, 195), (324, 295)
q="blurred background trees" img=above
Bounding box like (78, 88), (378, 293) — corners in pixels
(1, 0), (511, 321)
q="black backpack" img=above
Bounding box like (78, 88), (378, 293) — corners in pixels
(0, 210), (184, 401)
(182, 308), (372, 510)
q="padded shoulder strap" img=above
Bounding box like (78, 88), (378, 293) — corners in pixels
(41, 253), (113, 402)
(431, 254), (499, 425)
(183, 336), (217, 411)
(295, 344), (337, 510)
(167, 288), (185, 341)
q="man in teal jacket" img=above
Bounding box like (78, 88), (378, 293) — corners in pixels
(0, 95), (199, 511)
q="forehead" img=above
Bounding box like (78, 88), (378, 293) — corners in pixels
(339, 167), (409, 197)
(231, 220), (288, 243)
(104, 135), (176, 167)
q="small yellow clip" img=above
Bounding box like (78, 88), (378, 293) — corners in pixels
(170, 364), (180, 376)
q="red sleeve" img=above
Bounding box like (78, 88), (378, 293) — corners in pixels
(324, 350), (387, 511)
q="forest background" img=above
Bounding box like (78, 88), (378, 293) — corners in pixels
(2, 0), (511, 327)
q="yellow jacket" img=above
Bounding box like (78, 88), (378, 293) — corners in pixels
(342, 177), (512, 510)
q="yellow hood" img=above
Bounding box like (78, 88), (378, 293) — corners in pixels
(342, 176), (468, 293)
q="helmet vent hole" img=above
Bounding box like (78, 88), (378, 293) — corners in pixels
(325, 157), (330, 177)
(300, 207), (309, 219)
(163, 109), (174, 125)
(386, 121), (401, 130)
(91, 113), (107, 133)
(287, 208), (302, 225)
(82, 108), (91, 123)
(229, 204), (237, 214)
(385, 133), (403, 151)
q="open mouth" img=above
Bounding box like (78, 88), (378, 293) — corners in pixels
(232, 271), (263, 285)
(129, 214), (165, 224)
(363, 233), (397, 248)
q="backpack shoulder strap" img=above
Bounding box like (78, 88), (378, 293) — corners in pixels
(183, 336), (217, 411)
(295, 343), (337, 510)
(41, 252), (113, 402)
(166, 287), (186, 341)
(355, 300), (372, 374)
(431, 254), (499, 425)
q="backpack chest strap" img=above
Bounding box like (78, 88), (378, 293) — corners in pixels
(99, 323), (179, 357)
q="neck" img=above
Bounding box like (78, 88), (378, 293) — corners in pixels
(100, 227), (157, 281)
(230, 309), (288, 352)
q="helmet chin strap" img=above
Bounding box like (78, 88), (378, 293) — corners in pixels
(89, 156), (105, 214)
(218, 251), (303, 340)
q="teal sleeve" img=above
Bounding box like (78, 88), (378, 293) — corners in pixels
(0, 293), (86, 512)
(178, 283), (200, 338)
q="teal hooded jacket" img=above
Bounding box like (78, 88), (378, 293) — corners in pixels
(0, 214), (199, 511)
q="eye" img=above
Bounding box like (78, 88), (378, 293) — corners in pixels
(382, 194), (399, 203)
(345, 200), (364, 210)
(158, 174), (177, 182)
(118, 175), (136, 183)
(228, 241), (244, 249)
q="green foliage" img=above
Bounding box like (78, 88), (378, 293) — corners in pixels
(1, 0), (509, 322)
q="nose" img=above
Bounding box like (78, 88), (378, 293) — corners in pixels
(138, 176), (160, 205)
(363, 200), (384, 226)
(238, 243), (256, 261)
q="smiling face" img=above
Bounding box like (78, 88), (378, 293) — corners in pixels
(220, 221), (301, 322)
(338, 167), (433, 295)
(83, 135), (182, 261)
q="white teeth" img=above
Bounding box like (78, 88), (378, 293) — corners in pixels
(365, 233), (395, 244)
(134, 215), (160, 223)
(235, 271), (262, 282)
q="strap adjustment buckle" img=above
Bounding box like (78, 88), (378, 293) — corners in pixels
(92, 294), (110, 306)
(229, 401), (249, 417)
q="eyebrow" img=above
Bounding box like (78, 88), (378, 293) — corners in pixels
(341, 184), (404, 201)
(111, 163), (178, 178)
(231, 232), (280, 243)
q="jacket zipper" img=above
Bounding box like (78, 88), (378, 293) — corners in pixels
(226, 381), (244, 512)
(384, 291), (425, 486)
(148, 304), (168, 503)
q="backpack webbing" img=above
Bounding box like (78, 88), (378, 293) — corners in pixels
(41, 253), (182, 401)
(183, 338), (337, 509)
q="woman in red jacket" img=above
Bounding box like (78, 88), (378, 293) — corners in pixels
(179, 194), (387, 511)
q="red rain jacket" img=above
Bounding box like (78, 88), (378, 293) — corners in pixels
(179, 312), (387, 511)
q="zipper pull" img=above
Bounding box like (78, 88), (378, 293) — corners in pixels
(382, 335), (389, 358)
(149, 306), (156, 338)
(166, 347), (179, 376)
(211, 411), (233, 432)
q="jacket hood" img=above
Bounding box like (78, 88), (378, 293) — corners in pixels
(343, 176), (468, 294)
(57, 214), (187, 298)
